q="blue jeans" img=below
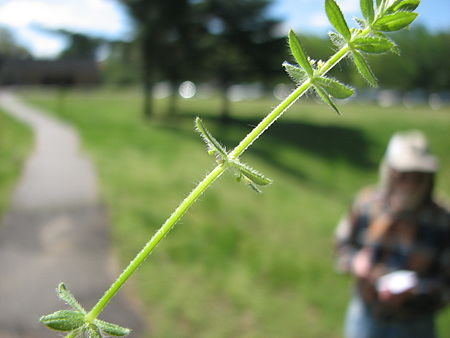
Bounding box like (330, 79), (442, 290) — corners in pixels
(345, 296), (437, 338)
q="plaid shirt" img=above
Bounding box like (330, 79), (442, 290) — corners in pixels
(335, 186), (450, 320)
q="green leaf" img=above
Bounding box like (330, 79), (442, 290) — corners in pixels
(354, 17), (367, 29)
(95, 319), (131, 336)
(230, 160), (272, 193)
(328, 32), (346, 48)
(40, 310), (85, 332)
(315, 77), (354, 99)
(195, 117), (227, 158)
(87, 325), (103, 338)
(351, 36), (394, 53)
(360, 0), (375, 23)
(57, 283), (86, 313)
(385, 0), (420, 13)
(231, 161), (272, 186)
(373, 31), (400, 54)
(392, 0), (420, 12)
(325, 0), (351, 41)
(64, 328), (83, 337)
(352, 50), (377, 86)
(313, 84), (340, 114)
(288, 29), (314, 76)
(245, 179), (263, 193)
(282, 62), (308, 84)
(373, 11), (418, 31)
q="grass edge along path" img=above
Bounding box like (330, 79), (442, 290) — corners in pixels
(0, 108), (32, 216)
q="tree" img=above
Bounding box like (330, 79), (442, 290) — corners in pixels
(157, 1), (208, 116)
(0, 27), (30, 59)
(367, 26), (450, 92)
(57, 30), (101, 60)
(121, 0), (200, 119)
(202, 0), (283, 122)
(101, 40), (141, 86)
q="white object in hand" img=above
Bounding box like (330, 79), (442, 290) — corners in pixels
(377, 270), (418, 294)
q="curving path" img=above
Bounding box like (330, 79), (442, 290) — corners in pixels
(0, 91), (146, 337)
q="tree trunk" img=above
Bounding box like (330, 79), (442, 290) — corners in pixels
(167, 81), (178, 116)
(220, 84), (231, 123)
(143, 80), (153, 120)
(142, 49), (154, 120)
(143, 62), (153, 120)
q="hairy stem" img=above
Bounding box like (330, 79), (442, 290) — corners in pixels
(66, 331), (78, 338)
(229, 79), (310, 159)
(85, 25), (374, 323)
(85, 164), (226, 322)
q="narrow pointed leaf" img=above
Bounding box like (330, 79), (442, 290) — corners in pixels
(325, 0), (351, 41)
(328, 32), (346, 48)
(379, 0), (393, 11)
(352, 50), (377, 86)
(57, 283), (86, 313)
(40, 310), (85, 331)
(231, 160), (272, 187)
(64, 328), (83, 337)
(90, 331), (102, 338)
(373, 12), (418, 31)
(360, 0), (375, 23)
(354, 17), (367, 29)
(386, 0), (420, 13)
(246, 179), (262, 193)
(315, 77), (354, 99)
(88, 325), (103, 338)
(373, 31), (400, 54)
(282, 62), (308, 84)
(393, 0), (420, 12)
(288, 30), (313, 76)
(313, 84), (340, 114)
(351, 36), (394, 53)
(195, 117), (227, 157)
(95, 319), (131, 336)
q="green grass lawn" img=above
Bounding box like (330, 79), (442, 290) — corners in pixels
(0, 109), (32, 216)
(22, 89), (450, 338)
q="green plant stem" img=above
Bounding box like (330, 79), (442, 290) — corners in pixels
(317, 45), (350, 77)
(229, 79), (311, 159)
(85, 25), (375, 324)
(318, 26), (371, 76)
(229, 46), (347, 159)
(66, 331), (78, 338)
(85, 164), (226, 322)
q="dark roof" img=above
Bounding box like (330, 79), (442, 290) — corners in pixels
(0, 58), (100, 85)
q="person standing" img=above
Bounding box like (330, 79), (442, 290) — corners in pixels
(335, 131), (450, 338)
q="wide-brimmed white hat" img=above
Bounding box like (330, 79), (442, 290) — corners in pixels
(384, 130), (439, 173)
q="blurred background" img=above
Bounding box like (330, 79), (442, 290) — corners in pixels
(0, 0), (449, 337)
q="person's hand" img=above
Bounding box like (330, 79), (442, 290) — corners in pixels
(378, 287), (415, 308)
(352, 248), (372, 279)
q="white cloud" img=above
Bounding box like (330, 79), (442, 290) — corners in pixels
(16, 27), (67, 58)
(0, 0), (129, 36)
(309, 12), (329, 29)
(0, 0), (131, 57)
(338, 0), (360, 14)
(304, 1), (360, 32)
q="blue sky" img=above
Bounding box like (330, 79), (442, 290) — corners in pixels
(0, 0), (449, 58)
(270, 0), (450, 34)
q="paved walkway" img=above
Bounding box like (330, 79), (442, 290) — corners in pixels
(0, 92), (146, 337)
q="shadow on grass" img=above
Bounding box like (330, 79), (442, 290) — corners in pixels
(155, 113), (375, 194)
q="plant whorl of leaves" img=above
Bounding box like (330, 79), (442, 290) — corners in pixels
(40, 283), (131, 337)
(195, 117), (272, 193)
(284, 0), (420, 113)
